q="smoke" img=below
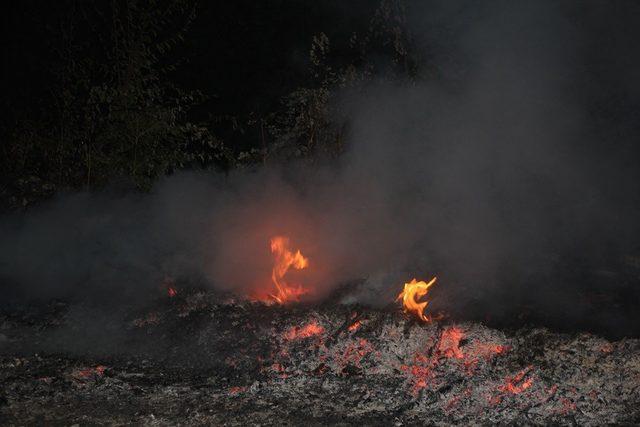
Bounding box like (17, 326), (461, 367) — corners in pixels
(1, 1), (639, 334)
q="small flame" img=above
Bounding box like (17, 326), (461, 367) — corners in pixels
(269, 236), (309, 304)
(167, 287), (177, 298)
(396, 277), (437, 322)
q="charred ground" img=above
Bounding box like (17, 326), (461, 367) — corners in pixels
(1, 288), (639, 425)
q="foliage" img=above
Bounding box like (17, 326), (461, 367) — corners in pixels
(1, 0), (418, 205)
(261, 0), (419, 162)
(4, 0), (230, 192)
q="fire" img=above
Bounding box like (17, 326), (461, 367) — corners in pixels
(338, 338), (375, 369)
(269, 236), (310, 304)
(161, 276), (177, 297)
(228, 386), (247, 395)
(396, 277), (437, 322)
(71, 365), (107, 382)
(500, 366), (534, 394)
(283, 321), (325, 340)
(438, 327), (465, 359)
(348, 320), (362, 332)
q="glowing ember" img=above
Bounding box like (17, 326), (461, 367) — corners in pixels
(270, 363), (289, 378)
(438, 327), (465, 359)
(556, 397), (577, 414)
(348, 320), (362, 332)
(80, 365), (106, 377)
(445, 387), (472, 412)
(400, 355), (432, 395)
(396, 277), (437, 322)
(600, 343), (614, 354)
(500, 366), (534, 394)
(478, 344), (510, 357)
(283, 321), (325, 341)
(228, 386), (247, 395)
(337, 338), (375, 369)
(398, 326), (513, 395)
(72, 365), (107, 382)
(269, 236), (310, 304)
(162, 276), (177, 297)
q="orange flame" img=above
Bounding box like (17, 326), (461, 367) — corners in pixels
(269, 236), (309, 304)
(396, 277), (437, 322)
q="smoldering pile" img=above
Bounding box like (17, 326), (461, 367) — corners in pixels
(1, 290), (638, 425)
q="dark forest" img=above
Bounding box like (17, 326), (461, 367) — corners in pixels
(2, 0), (419, 195)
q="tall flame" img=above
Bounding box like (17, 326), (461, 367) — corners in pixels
(396, 277), (437, 322)
(269, 236), (309, 304)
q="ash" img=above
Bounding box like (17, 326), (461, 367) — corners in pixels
(1, 291), (639, 425)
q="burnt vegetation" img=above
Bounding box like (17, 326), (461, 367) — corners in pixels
(1, 290), (639, 424)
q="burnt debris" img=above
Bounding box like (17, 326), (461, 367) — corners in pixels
(1, 291), (639, 425)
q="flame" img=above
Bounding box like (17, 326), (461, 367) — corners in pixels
(269, 236), (309, 304)
(167, 287), (177, 298)
(396, 277), (437, 322)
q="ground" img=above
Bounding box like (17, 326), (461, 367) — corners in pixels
(1, 291), (639, 425)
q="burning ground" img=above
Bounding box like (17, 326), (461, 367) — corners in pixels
(1, 288), (639, 425)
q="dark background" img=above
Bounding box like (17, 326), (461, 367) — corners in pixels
(2, 1), (640, 197)
(1, 1), (369, 129)
(1, 0), (397, 198)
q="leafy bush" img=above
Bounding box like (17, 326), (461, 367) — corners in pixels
(1, 0), (418, 206)
(3, 0), (230, 192)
